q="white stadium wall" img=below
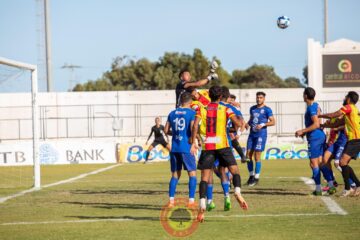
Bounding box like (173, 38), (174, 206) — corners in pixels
(0, 88), (357, 143)
(1, 38), (360, 165)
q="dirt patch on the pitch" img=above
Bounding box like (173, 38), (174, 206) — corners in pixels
(160, 198), (199, 237)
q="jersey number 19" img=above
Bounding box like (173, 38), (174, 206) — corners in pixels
(173, 117), (185, 131)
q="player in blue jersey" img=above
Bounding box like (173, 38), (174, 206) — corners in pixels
(295, 87), (334, 196)
(245, 92), (275, 186)
(164, 92), (197, 208)
(228, 94), (247, 162)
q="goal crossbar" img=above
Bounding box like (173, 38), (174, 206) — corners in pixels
(0, 57), (40, 189)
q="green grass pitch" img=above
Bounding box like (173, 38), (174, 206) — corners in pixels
(1, 160), (360, 240)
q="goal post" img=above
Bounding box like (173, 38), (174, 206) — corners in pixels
(0, 57), (41, 189)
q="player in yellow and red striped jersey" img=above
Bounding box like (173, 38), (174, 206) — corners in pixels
(319, 91), (360, 197)
(190, 85), (248, 222)
(322, 117), (357, 191)
(186, 87), (210, 112)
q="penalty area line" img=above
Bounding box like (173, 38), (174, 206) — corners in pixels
(300, 177), (348, 215)
(0, 213), (338, 226)
(0, 164), (122, 204)
(208, 212), (337, 218)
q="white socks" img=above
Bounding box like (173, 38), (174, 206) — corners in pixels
(200, 198), (206, 209)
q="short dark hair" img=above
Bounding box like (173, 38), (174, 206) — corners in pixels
(347, 91), (359, 104)
(230, 94), (236, 100)
(303, 87), (316, 100)
(221, 86), (230, 100)
(180, 92), (193, 105)
(185, 86), (196, 94)
(178, 69), (189, 79)
(209, 85), (222, 102)
(256, 91), (266, 97)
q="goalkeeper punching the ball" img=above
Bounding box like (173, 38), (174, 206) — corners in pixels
(175, 60), (219, 108)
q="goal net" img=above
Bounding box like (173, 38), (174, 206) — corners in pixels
(0, 57), (41, 197)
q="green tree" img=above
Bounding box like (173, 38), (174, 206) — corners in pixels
(73, 79), (112, 91)
(73, 49), (305, 91)
(302, 65), (308, 86)
(284, 77), (304, 88)
(231, 64), (285, 88)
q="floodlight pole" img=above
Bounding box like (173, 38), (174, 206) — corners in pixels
(324, 0), (328, 44)
(44, 0), (53, 92)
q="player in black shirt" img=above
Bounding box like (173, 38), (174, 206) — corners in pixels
(144, 117), (171, 163)
(175, 61), (219, 108)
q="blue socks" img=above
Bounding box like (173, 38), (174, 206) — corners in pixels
(313, 167), (321, 185)
(189, 176), (197, 199)
(169, 177), (179, 198)
(255, 161), (262, 178)
(320, 166), (332, 182)
(221, 181), (230, 197)
(247, 160), (254, 173)
(329, 169), (335, 181)
(207, 184), (213, 201)
(349, 178), (355, 186)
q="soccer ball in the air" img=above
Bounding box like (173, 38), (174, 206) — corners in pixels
(277, 16), (290, 29)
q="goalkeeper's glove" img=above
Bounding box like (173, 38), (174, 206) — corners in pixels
(210, 60), (218, 73)
(207, 72), (218, 81)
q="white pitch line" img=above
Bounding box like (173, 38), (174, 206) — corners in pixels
(300, 177), (348, 215)
(0, 213), (337, 226)
(0, 218), (133, 226)
(208, 213), (336, 218)
(0, 164), (122, 204)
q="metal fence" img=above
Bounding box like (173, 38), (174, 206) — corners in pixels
(0, 100), (346, 141)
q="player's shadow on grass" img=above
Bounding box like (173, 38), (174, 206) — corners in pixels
(70, 189), (166, 195)
(62, 201), (163, 211)
(70, 189), (189, 196)
(67, 215), (160, 221)
(66, 215), (222, 223)
(238, 188), (308, 196)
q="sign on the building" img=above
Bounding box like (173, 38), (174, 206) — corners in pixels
(323, 54), (360, 87)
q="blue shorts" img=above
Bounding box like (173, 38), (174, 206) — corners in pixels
(170, 152), (196, 172)
(326, 142), (346, 160)
(307, 136), (326, 159)
(247, 135), (267, 152)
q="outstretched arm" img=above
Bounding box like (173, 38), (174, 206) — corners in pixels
(184, 78), (209, 88)
(319, 110), (343, 119)
(321, 118), (345, 129)
(184, 60), (218, 88)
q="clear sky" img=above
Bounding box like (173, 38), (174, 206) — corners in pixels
(0, 0), (359, 92)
